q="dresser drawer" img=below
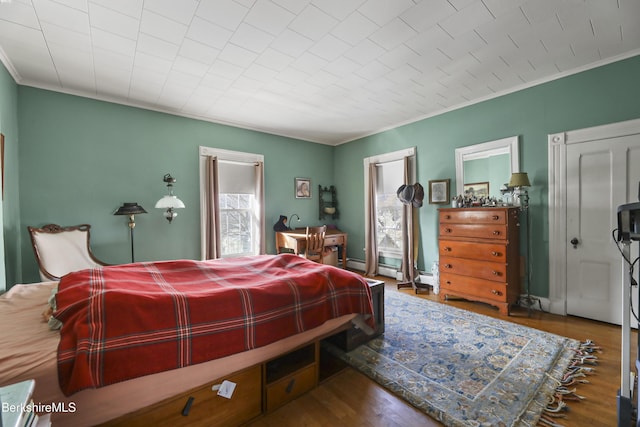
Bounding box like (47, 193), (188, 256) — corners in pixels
(265, 364), (316, 411)
(440, 256), (507, 282)
(323, 235), (342, 246)
(439, 240), (507, 262)
(440, 273), (509, 303)
(439, 223), (508, 240)
(439, 209), (507, 225)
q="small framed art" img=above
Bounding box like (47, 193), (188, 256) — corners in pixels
(295, 178), (311, 198)
(429, 179), (450, 204)
(463, 181), (489, 198)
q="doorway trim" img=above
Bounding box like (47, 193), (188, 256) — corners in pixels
(548, 117), (640, 316)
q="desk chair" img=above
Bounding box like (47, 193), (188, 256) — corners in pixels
(28, 223), (108, 281)
(303, 225), (327, 263)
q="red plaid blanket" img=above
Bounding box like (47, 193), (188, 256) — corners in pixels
(54, 254), (373, 396)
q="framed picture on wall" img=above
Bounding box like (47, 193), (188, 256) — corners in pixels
(428, 179), (450, 204)
(463, 181), (489, 198)
(295, 178), (311, 199)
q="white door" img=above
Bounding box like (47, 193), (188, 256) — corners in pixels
(566, 134), (640, 324)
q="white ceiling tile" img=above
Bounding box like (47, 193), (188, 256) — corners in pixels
(196, 0), (248, 31)
(330, 11), (378, 46)
(311, 0), (364, 21)
(357, 0), (414, 27)
(274, 66), (310, 85)
(255, 48), (295, 72)
(93, 47), (134, 72)
(179, 39), (220, 65)
(242, 63), (279, 83)
(208, 60), (244, 80)
(89, 0), (143, 19)
(172, 56), (210, 78)
(290, 51), (328, 74)
(306, 69), (339, 87)
(40, 21), (91, 52)
(0, 1), (41, 29)
(288, 4), (337, 40)
(369, 18), (416, 50)
(133, 51), (173, 74)
(270, 0), (310, 15)
(92, 27), (136, 57)
(218, 43), (258, 68)
(271, 28), (314, 57)
(54, 0), (88, 12)
(140, 10), (187, 45)
(144, 0), (198, 25)
(244, 0), (294, 36)
(230, 23), (274, 54)
(308, 34), (350, 61)
(355, 60), (390, 81)
(323, 56), (360, 77)
(439, 1), (494, 38)
(344, 38), (385, 65)
(400, 0), (456, 33)
(186, 17), (233, 50)
(89, 3), (139, 40)
(33, 0), (90, 34)
(137, 33), (180, 61)
(482, 0), (528, 17)
(405, 25), (452, 56)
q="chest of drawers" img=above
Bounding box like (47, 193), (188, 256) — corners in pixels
(438, 207), (521, 315)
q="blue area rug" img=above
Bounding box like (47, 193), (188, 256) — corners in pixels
(324, 290), (579, 427)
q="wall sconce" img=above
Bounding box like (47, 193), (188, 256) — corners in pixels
(155, 173), (185, 223)
(114, 202), (147, 263)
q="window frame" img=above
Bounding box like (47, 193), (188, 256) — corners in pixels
(198, 146), (264, 260)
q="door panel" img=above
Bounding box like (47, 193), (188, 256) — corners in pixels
(566, 135), (640, 324)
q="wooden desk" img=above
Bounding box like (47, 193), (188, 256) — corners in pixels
(276, 229), (348, 269)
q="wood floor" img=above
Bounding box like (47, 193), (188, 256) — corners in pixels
(247, 279), (635, 427)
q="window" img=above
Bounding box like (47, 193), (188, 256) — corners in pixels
(375, 160), (404, 260)
(199, 147), (264, 259)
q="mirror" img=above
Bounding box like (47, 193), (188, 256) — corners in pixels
(455, 136), (519, 198)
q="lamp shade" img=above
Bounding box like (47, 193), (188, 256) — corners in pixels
(508, 172), (531, 187)
(155, 195), (185, 209)
(114, 202), (147, 215)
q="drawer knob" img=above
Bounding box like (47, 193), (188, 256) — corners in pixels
(445, 228), (452, 233)
(493, 230), (500, 236)
(443, 247), (451, 252)
(446, 281), (451, 285)
(445, 215), (451, 219)
(444, 264), (452, 269)
(492, 215), (500, 220)
(491, 290), (502, 296)
(491, 251), (500, 257)
(492, 270), (500, 276)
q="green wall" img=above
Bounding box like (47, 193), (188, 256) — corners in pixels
(335, 54), (640, 297)
(0, 61), (20, 291)
(16, 87), (335, 284)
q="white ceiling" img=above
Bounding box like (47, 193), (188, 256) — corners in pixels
(0, 0), (639, 145)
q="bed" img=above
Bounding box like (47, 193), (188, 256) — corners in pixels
(0, 254), (374, 426)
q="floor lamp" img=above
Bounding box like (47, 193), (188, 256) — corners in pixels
(508, 173), (541, 315)
(114, 202), (147, 263)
